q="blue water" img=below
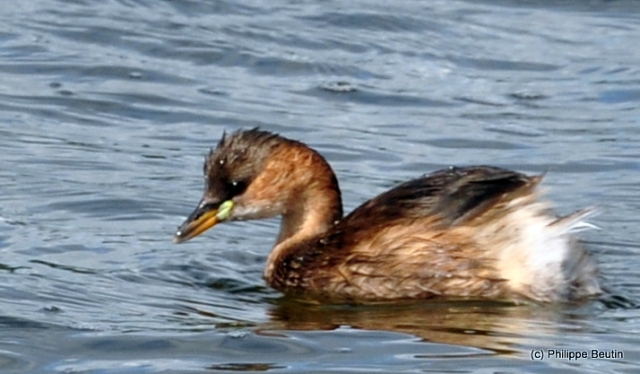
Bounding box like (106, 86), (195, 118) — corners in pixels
(1, 0), (639, 373)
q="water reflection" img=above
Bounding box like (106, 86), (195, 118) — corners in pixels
(265, 297), (584, 353)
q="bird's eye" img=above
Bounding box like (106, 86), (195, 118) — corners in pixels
(227, 180), (247, 196)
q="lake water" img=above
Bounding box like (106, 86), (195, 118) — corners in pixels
(1, 0), (639, 373)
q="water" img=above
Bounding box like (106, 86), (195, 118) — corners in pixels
(1, 0), (639, 372)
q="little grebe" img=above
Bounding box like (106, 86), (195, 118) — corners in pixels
(174, 129), (601, 303)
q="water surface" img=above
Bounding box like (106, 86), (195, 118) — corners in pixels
(1, 0), (639, 373)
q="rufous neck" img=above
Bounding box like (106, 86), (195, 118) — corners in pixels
(276, 182), (342, 245)
(264, 144), (342, 282)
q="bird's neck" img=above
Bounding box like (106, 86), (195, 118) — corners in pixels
(263, 144), (343, 283)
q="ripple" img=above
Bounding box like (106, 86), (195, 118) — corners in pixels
(423, 137), (526, 150)
(302, 85), (455, 107)
(599, 89), (640, 104)
(485, 124), (547, 137)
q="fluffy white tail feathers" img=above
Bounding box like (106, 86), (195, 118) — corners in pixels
(549, 207), (600, 235)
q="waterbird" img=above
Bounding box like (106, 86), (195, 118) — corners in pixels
(174, 129), (601, 303)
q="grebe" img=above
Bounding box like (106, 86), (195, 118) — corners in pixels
(174, 129), (601, 303)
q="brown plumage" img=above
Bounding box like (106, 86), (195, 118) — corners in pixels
(174, 129), (601, 303)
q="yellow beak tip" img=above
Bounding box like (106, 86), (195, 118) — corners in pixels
(172, 210), (220, 244)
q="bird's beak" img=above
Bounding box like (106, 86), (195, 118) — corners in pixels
(173, 200), (234, 243)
